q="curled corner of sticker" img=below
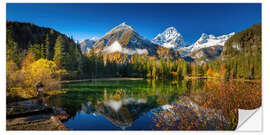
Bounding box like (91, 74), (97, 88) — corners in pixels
(236, 107), (262, 131)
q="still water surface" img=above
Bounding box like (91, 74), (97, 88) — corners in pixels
(47, 79), (261, 130)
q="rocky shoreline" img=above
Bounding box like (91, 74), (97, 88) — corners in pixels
(6, 99), (69, 130)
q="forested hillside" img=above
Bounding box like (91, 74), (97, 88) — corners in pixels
(7, 21), (82, 71)
(206, 23), (261, 79)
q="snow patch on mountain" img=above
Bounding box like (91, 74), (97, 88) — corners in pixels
(103, 40), (148, 55)
(152, 27), (185, 49)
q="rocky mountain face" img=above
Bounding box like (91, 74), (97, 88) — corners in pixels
(152, 27), (185, 49)
(79, 37), (98, 53)
(92, 22), (158, 56)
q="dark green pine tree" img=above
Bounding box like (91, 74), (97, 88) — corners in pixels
(53, 35), (65, 67)
(41, 44), (46, 59)
(29, 43), (42, 60)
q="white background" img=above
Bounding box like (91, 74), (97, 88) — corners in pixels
(0, 0), (269, 135)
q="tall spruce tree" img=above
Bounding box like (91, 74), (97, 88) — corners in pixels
(53, 35), (65, 67)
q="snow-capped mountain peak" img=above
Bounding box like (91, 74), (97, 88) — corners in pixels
(163, 27), (178, 35)
(119, 22), (127, 26)
(92, 22), (158, 56)
(152, 27), (185, 49)
(106, 22), (134, 35)
(181, 32), (235, 53)
(117, 22), (133, 29)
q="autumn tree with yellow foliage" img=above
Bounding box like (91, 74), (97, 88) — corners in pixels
(22, 59), (67, 90)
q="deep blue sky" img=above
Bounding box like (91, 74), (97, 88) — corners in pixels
(7, 3), (261, 43)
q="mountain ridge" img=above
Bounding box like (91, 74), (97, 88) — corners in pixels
(180, 32), (235, 53)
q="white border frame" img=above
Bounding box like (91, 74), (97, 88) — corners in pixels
(1, 0), (269, 135)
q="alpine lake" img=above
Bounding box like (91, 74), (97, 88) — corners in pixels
(46, 79), (261, 130)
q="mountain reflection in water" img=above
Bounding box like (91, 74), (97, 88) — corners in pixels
(80, 98), (152, 129)
(47, 79), (261, 130)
